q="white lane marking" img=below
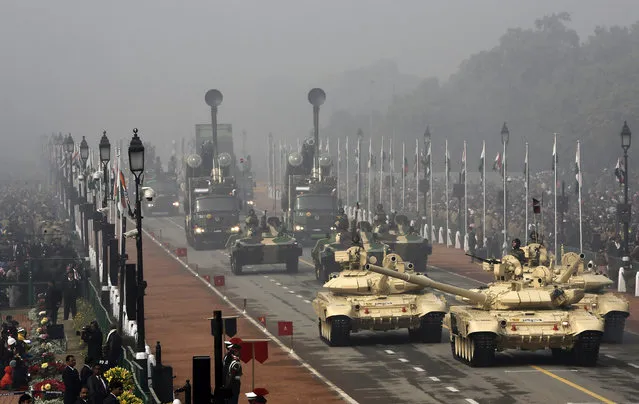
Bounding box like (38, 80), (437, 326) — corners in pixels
(142, 226), (360, 404)
(605, 354), (616, 359)
(288, 290), (295, 294)
(282, 286), (288, 289)
(398, 358), (409, 363)
(275, 282), (282, 286)
(465, 399), (479, 404)
(384, 350), (395, 355)
(504, 369), (578, 373)
(446, 386), (459, 392)
(629, 363), (639, 368)
(413, 367), (424, 372)
(296, 294), (303, 298)
(263, 275), (269, 278)
(270, 279), (276, 282)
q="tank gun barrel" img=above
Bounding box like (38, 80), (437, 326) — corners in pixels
(556, 253), (585, 284)
(365, 263), (488, 306)
(465, 253), (501, 265)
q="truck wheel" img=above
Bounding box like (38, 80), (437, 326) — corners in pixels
(231, 253), (243, 275)
(286, 257), (299, 274)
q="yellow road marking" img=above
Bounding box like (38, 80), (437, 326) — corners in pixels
(530, 365), (615, 404)
(300, 258), (314, 267)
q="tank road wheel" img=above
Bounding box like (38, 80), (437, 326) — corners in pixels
(409, 313), (444, 343)
(571, 331), (602, 367)
(286, 257), (299, 274)
(603, 312), (628, 344)
(231, 253), (243, 275)
(326, 316), (351, 347)
(451, 333), (496, 367)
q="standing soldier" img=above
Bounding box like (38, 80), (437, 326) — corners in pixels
(467, 224), (477, 262)
(223, 338), (243, 404)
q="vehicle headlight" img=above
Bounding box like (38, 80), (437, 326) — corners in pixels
(294, 225), (304, 231)
(147, 203), (154, 207)
(172, 201), (180, 207)
(230, 226), (240, 233)
(194, 227), (205, 234)
(330, 226), (336, 231)
(247, 200), (254, 205)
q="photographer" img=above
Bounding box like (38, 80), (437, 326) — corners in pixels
(79, 321), (102, 362)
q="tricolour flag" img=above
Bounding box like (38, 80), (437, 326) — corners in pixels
(479, 142), (485, 183)
(425, 142), (431, 180)
(492, 152), (502, 176)
(552, 136), (557, 171)
(615, 157), (625, 185)
(524, 144), (529, 190)
(460, 145), (466, 184)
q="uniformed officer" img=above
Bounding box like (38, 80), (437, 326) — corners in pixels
(245, 209), (259, 230)
(510, 238), (525, 264)
(373, 204), (386, 227)
(335, 208), (349, 231)
(245, 387), (268, 403)
(223, 337), (243, 404)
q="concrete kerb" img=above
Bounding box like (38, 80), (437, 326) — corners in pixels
(140, 226), (360, 404)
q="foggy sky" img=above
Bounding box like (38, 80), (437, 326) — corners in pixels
(2, 0), (639, 166)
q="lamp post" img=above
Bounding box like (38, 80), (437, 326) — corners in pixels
(129, 128), (147, 386)
(620, 122), (632, 272)
(308, 88), (326, 180)
(99, 132), (111, 208)
(501, 123), (509, 255)
(55, 134), (64, 200)
(80, 136), (90, 255)
(65, 134), (75, 228)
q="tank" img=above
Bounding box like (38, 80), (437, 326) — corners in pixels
(553, 252), (629, 344)
(227, 214), (302, 275)
(312, 253), (447, 346)
(365, 257), (605, 367)
(313, 219), (389, 283)
(373, 214), (432, 272)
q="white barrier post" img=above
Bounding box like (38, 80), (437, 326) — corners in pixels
(447, 229), (453, 247)
(431, 227), (436, 242)
(438, 227), (444, 244)
(464, 234), (469, 252)
(635, 271), (639, 297)
(618, 266), (627, 293)
(455, 231), (461, 249)
(423, 224), (428, 238)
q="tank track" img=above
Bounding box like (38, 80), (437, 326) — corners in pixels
(603, 312), (627, 344)
(286, 257), (299, 274)
(319, 316), (351, 347)
(450, 332), (496, 367)
(571, 331), (602, 367)
(409, 312), (444, 343)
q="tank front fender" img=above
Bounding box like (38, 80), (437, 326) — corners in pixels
(325, 305), (353, 320)
(569, 315), (605, 335)
(594, 296), (630, 317)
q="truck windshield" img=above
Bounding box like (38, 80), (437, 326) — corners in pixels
(295, 195), (336, 211)
(149, 181), (178, 194)
(195, 197), (238, 212)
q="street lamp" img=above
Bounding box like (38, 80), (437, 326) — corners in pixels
(620, 121), (632, 270)
(80, 136), (89, 167)
(99, 131), (111, 208)
(79, 136), (90, 254)
(65, 134), (75, 229)
(501, 122), (509, 254)
(128, 128), (147, 378)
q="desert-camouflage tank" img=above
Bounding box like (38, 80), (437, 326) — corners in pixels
(312, 250), (447, 346)
(227, 216), (302, 275)
(367, 255), (605, 367)
(519, 246), (630, 344)
(312, 220), (389, 283)
(373, 214), (432, 272)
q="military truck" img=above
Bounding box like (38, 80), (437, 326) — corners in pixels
(373, 213), (432, 272)
(281, 138), (338, 246)
(226, 213), (302, 275)
(366, 256), (605, 367)
(144, 176), (180, 216)
(313, 251), (447, 346)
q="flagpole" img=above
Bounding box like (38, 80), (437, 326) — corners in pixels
(379, 135), (384, 204)
(525, 142), (529, 243)
(337, 137), (341, 202)
(367, 138), (372, 213)
(445, 139), (449, 246)
(482, 141), (486, 247)
(429, 141), (433, 242)
(416, 139), (420, 215)
(345, 136), (350, 207)
(464, 140), (467, 242)
(402, 142), (406, 210)
(503, 135), (507, 255)
(554, 133), (558, 260)
(356, 131), (362, 203)
(389, 138), (394, 211)
(577, 140), (583, 252)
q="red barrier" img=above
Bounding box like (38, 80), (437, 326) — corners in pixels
(203, 275), (211, 283)
(176, 247), (187, 257)
(214, 275), (225, 286)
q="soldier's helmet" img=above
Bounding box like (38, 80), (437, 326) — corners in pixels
(338, 207), (345, 215)
(512, 238), (521, 249)
(376, 203), (384, 212)
(248, 209), (255, 216)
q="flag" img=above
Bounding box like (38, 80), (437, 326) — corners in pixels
(492, 152), (502, 176)
(460, 146), (466, 184)
(532, 198), (541, 214)
(404, 156), (409, 174)
(575, 142), (581, 195)
(479, 142), (485, 183)
(277, 321), (293, 336)
(368, 140), (374, 169)
(425, 142), (431, 180)
(552, 136), (557, 171)
(258, 316), (266, 327)
(615, 157), (625, 185)
(445, 145), (451, 180)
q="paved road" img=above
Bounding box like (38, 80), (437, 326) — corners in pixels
(144, 215), (639, 404)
